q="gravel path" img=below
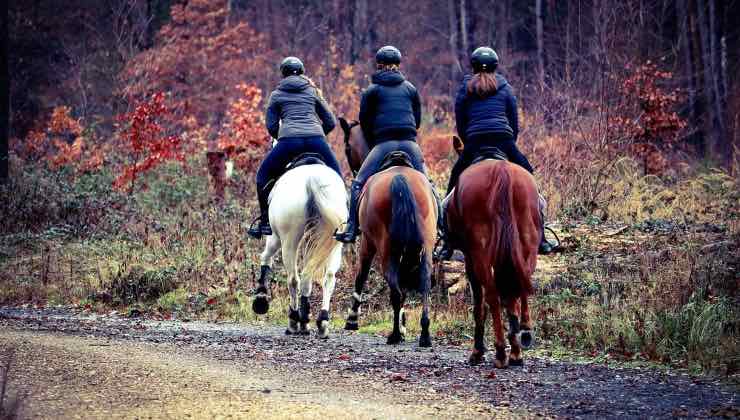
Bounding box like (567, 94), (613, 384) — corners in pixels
(1, 307), (737, 419)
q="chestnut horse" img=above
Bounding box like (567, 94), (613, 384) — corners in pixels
(446, 135), (539, 367)
(338, 118), (436, 347)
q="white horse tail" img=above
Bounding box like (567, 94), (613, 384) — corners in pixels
(301, 172), (347, 282)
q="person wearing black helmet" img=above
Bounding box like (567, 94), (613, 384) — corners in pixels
(335, 45), (442, 244)
(440, 46), (553, 256)
(247, 56), (341, 239)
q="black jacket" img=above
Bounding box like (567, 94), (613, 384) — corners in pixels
(265, 76), (336, 140)
(454, 73), (518, 142)
(359, 70), (421, 147)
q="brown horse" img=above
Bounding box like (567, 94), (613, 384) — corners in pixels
(446, 135), (540, 367)
(338, 118), (436, 347)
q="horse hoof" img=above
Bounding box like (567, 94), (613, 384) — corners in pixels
(468, 352), (485, 366)
(509, 357), (524, 367)
(493, 358), (509, 369)
(344, 320), (359, 331)
(252, 296), (269, 315)
(285, 328), (296, 335)
(519, 330), (534, 349)
(387, 334), (405, 345)
(418, 335), (432, 348)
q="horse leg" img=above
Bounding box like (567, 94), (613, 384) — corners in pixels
(252, 234), (280, 315)
(506, 298), (524, 366)
(519, 294), (535, 350)
(386, 264), (405, 345)
(316, 244), (341, 338)
(466, 258), (488, 365)
(474, 259), (507, 368)
(345, 238), (375, 330)
(297, 275), (312, 335)
(418, 254), (433, 348)
(282, 236), (301, 335)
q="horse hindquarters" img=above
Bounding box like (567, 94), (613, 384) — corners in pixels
(486, 164), (535, 366)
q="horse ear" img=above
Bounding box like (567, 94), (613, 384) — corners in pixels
(452, 136), (464, 155)
(339, 117), (350, 133)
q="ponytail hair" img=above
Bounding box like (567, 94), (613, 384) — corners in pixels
(467, 72), (498, 98)
(301, 75), (325, 100)
(377, 63), (400, 72)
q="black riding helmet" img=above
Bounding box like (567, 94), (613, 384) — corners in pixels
(375, 46), (402, 65)
(470, 47), (499, 73)
(280, 56), (305, 77)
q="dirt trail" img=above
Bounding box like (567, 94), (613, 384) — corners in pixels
(1, 308), (737, 419)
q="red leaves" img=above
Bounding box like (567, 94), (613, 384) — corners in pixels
(612, 61), (687, 174)
(113, 92), (183, 191)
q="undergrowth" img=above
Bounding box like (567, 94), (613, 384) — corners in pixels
(1, 155), (738, 375)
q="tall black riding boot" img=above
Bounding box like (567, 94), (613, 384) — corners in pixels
(247, 188), (273, 239)
(431, 184), (454, 261)
(538, 194), (554, 255)
(334, 181), (363, 243)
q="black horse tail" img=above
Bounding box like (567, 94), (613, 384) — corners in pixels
(389, 174), (425, 292)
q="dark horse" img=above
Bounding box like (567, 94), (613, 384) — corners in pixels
(339, 118), (436, 347)
(446, 136), (540, 367)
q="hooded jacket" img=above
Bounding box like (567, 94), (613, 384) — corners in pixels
(359, 70), (421, 147)
(454, 73), (518, 142)
(265, 75), (336, 140)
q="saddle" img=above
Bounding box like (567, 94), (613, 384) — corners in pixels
(378, 151), (414, 172)
(470, 146), (509, 165)
(262, 153), (326, 195)
(286, 152), (326, 170)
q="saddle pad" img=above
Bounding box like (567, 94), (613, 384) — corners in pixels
(286, 152), (326, 170)
(378, 151), (414, 172)
(470, 147), (508, 165)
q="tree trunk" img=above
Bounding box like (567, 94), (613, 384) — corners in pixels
(697, 0), (724, 161)
(496, 0), (511, 67)
(678, 0), (699, 149)
(708, 0), (729, 164)
(448, 0), (462, 87)
(536, 0), (546, 88)
(350, 0), (367, 65)
(459, 0), (469, 59)
(1, 5), (8, 184)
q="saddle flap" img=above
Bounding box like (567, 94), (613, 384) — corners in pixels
(471, 147), (508, 165)
(378, 151), (414, 172)
(286, 152), (325, 170)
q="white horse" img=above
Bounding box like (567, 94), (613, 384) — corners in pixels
(251, 163), (348, 338)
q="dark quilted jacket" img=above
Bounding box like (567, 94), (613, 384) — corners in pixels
(359, 70), (421, 147)
(454, 73), (518, 142)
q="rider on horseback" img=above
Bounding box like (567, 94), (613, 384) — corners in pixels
(438, 47), (553, 256)
(335, 46), (440, 244)
(248, 57), (342, 239)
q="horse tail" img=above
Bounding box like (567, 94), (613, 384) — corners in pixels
(389, 174), (425, 291)
(488, 164), (533, 300)
(301, 171), (347, 282)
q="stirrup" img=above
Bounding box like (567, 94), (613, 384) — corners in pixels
(539, 226), (560, 255)
(334, 223), (358, 243)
